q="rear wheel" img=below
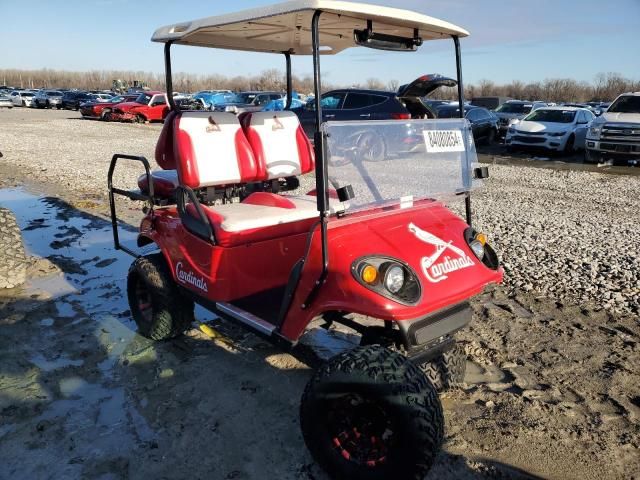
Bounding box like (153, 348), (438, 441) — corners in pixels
(127, 253), (194, 341)
(300, 345), (444, 480)
(101, 109), (111, 121)
(356, 132), (387, 162)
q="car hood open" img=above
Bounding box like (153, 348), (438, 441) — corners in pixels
(397, 74), (457, 99)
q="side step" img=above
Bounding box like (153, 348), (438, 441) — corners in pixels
(216, 302), (276, 336)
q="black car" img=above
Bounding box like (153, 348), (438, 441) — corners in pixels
(61, 91), (95, 110)
(294, 74), (457, 138)
(437, 105), (499, 144)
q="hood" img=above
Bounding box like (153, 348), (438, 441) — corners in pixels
(496, 112), (526, 120)
(397, 74), (457, 98)
(114, 101), (143, 111)
(330, 203), (502, 315)
(601, 111), (640, 124)
(515, 121), (569, 133)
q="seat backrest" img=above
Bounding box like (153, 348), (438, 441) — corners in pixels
(242, 111), (314, 181)
(155, 110), (179, 170)
(174, 112), (258, 189)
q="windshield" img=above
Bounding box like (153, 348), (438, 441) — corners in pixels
(47, 91), (63, 97)
(22, 92), (35, 97)
(135, 93), (152, 104)
(109, 95), (124, 103)
(607, 95), (640, 114)
(496, 103), (532, 114)
(324, 119), (480, 214)
(524, 109), (576, 123)
(228, 93), (256, 104)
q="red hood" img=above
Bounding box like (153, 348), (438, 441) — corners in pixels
(114, 101), (144, 111)
(327, 202), (503, 318)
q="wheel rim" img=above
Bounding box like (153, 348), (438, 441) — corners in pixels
(358, 134), (384, 162)
(325, 394), (395, 467)
(135, 277), (153, 325)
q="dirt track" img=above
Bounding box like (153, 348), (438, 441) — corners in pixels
(0, 108), (639, 479)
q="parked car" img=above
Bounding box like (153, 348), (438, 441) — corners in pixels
(91, 93), (114, 102)
(505, 107), (594, 153)
(585, 92), (640, 164)
(0, 94), (13, 109)
(471, 96), (512, 110)
(193, 91), (235, 109)
(494, 100), (547, 136)
(61, 91), (95, 110)
(9, 90), (35, 107)
(436, 105), (499, 144)
(262, 97), (305, 111)
(294, 74), (457, 137)
(110, 91), (169, 122)
(33, 90), (64, 109)
(213, 91), (284, 114)
(80, 94), (139, 120)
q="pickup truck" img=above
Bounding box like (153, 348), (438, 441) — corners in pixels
(110, 91), (169, 123)
(585, 92), (640, 164)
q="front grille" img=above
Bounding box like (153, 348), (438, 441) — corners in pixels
(600, 143), (640, 153)
(601, 123), (640, 142)
(513, 135), (545, 144)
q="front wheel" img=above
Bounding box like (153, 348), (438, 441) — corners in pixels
(356, 132), (387, 162)
(563, 134), (575, 154)
(135, 114), (147, 124)
(420, 344), (467, 391)
(127, 253), (194, 341)
(300, 345), (444, 480)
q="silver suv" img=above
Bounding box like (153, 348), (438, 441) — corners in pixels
(34, 90), (64, 109)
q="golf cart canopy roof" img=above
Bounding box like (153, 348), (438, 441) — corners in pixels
(151, 0), (469, 55)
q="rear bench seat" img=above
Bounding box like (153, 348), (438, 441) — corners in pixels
(173, 111), (336, 246)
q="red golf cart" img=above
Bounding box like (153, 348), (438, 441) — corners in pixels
(107, 2), (502, 478)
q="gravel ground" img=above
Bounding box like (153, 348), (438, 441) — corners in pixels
(0, 107), (638, 315)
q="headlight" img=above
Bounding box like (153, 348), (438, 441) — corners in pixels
(549, 131), (567, 137)
(384, 266), (405, 294)
(465, 229), (499, 270)
(589, 126), (602, 138)
(353, 257), (421, 305)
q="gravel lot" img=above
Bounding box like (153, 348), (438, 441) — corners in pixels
(1, 107), (638, 315)
(0, 107), (639, 479)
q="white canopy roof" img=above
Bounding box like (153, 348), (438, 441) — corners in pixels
(151, 0), (469, 55)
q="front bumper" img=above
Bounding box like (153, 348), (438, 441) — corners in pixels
(586, 139), (640, 158)
(506, 133), (567, 151)
(397, 302), (471, 362)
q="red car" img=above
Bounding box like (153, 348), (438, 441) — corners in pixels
(110, 91), (169, 123)
(80, 94), (138, 120)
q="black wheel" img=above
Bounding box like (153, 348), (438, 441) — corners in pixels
(300, 345), (444, 480)
(584, 148), (600, 164)
(0, 207), (26, 289)
(485, 128), (497, 145)
(101, 109), (111, 121)
(563, 134), (575, 154)
(356, 132), (387, 162)
(419, 344), (466, 391)
(135, 114), (147, 124)
(127, 253), (194, 341)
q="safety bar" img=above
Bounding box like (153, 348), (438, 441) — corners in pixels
(176, 185), (216, 244)
(107, 154), (154, 257)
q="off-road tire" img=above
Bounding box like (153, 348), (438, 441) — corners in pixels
(420, 343), (467, 391)
(0, 208), (26, 289)
(127, 253), (194, 341)
(300, 345), (444, 480)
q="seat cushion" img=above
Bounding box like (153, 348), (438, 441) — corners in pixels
(155, 110), (179, 170)
(186, 202), (318, 247)
(138, 170), (179, 198)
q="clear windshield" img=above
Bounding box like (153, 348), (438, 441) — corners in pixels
(524, 109), (575, 123)
(324, 119), (480, 214)
(607, 95), (640, 114)
(135, 93), (152, 104)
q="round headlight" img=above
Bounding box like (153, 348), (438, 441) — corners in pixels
(384, 266), (405, 294)
(470, 240), (485, 260)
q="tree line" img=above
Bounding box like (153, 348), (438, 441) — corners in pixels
(1, 68), (637, 103)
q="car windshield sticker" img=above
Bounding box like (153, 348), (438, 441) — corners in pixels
(409, 223), (474, 283)
(422, 130), (465, 153)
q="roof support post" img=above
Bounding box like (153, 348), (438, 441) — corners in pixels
(164, 41), (178, 111)
(453, 35), (472, 227)
(284, 51), (293, 110)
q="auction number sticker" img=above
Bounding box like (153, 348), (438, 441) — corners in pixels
(423, 130), (465, 153)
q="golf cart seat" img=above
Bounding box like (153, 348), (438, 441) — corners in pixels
(174, 111), (333, 246)
(137, 110), (180, 200)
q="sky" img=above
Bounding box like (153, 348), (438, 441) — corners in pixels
(0, 0), (638, 86)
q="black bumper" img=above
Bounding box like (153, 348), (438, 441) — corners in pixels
(397, 302), (472, 363)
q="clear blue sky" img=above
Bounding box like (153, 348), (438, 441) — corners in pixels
(0, 0), (638, 85)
